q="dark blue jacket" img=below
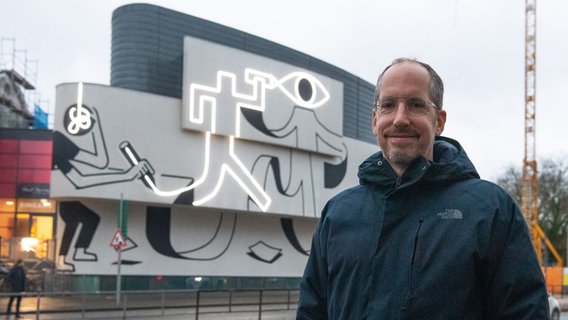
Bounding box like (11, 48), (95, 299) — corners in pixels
(297, 136), (548, 319)
(7, 264), (26, 293)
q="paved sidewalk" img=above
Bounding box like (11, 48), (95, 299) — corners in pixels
(11, 309), (296, 320)
(10, 297), (568, 319)
(1, 291), (298, 320)
(23, 309), (297, 320)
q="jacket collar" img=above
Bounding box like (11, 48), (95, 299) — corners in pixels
(357, 136), (479, 189)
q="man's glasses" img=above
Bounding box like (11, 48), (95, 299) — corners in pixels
(375, 97), (440, 116)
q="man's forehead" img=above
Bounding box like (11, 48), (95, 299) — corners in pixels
(379, 63), (431, 96)
(382, 61), (430, 80)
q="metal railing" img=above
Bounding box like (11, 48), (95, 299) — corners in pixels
(0, 288), (299, 319)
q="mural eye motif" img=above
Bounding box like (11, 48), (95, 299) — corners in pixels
(277, 72), (330, 109)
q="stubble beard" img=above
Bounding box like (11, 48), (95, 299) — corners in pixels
(386, 150), (419, 168)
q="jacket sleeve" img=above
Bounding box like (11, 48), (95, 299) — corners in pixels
(7, 269), (16, 287)
(297, 209), (329, 320)
(484, 196), (549, 319)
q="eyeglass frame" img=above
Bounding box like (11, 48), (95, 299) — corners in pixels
(374, 96), (441, 116)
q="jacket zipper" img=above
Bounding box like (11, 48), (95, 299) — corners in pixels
(401, 218), (424, 312)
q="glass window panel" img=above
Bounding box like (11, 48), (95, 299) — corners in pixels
(15, 213), (30, 237)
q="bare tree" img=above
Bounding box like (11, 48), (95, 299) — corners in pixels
(495, 166), (522, 204)
(495, 156), (568, 265)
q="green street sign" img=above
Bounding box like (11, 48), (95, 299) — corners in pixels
(118, 199), (128, 238)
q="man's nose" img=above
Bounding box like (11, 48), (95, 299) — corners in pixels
(392, 101), (411, 124)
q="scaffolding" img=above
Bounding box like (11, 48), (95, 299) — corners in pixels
(0, 37), (50, 128)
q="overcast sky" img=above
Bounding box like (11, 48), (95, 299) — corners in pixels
(2, 0), (567, 182)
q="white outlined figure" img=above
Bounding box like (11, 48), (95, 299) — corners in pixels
(188, 69), (276, 210)
(121, 68), (344, 215)
(186, 69), (277, 136)
(117, 69), (276, 211)
(134, 69), (278, 211)
(182, 69), (338, 212)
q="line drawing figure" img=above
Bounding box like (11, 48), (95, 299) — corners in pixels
(280, 218), (310, 256)
(52, 83), (154, 270)
(247, 241), (283, 263)
(55, 69), (348, 267)
(133, 69), (277, 210)
(145, 206), (237, 261)
(53, 104), (154, 189)
(185, 69), (276, 210)
(57, 201), (99, 271)
(129, 68), (345, 215)
(241, 71), (347, 258)
(245, 73), (348, 216)
(186, 69), (347, 259)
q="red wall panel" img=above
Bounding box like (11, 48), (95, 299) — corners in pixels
(0, 134), (53, 196)
(18, 169), (52, 183)
(0, 168), (17, 183)
(0, 139), (18, 153)
(18, 155), (53, 169)
(0, 183), (15, 198)
(0, 155), (18, 168)
(19, 140), (53, 154)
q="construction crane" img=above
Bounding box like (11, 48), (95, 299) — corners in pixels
(521, 0), (563, 266)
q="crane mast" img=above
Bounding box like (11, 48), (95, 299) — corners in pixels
(521, 0), (539, 261)
(522, 0), (562, 267)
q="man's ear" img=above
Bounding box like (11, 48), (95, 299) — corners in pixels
(436, 110), (447, 136)
(372, 109), (379, 136)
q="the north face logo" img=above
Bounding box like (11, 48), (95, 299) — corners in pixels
(437, 209), (463, 219)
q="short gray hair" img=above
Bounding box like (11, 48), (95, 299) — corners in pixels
(374, 58), (444, 109)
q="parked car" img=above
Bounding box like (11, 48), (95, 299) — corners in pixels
(549, 293), (560, 320)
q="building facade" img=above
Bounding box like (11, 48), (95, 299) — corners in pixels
(2, 3), (380, 291)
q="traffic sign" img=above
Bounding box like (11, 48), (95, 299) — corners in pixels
(110, 229), (127, 249)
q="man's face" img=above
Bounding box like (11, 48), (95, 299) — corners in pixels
(372, 62), (446, 169)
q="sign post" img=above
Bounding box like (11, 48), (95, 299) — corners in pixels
(111, 194), (128, 304)
(119, 197), (128, 238)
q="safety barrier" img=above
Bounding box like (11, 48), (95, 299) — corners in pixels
(0, 288), (299, 319)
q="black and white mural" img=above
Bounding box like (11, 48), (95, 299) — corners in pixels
(51, 36), (375, 275)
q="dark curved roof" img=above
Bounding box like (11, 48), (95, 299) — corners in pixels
(111, 3), (374, 143)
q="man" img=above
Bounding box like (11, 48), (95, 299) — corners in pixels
(297, 58), (549, 319)
(6, 259), (26, 318)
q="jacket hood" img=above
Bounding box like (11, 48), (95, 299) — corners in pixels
(358, 136), (480, 186)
